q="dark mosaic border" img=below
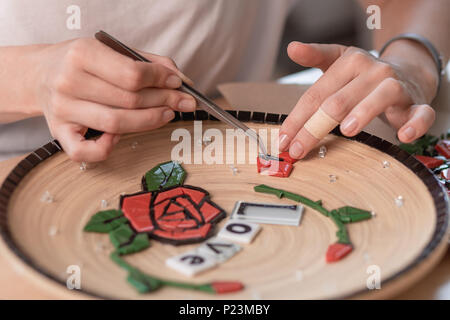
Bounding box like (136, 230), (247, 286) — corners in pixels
(0, 110), (448, 300)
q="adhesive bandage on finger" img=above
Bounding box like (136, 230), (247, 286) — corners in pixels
(303, 108), (339, 140)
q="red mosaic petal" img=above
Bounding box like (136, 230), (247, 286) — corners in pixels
(130, 216), (154, 232)
(121, 193), (153, 232)
(181, 187), (207, 205)
(153, 199), (170, 220)
(278, 151), (298, 164)
(176, 198), (203, 221)
(326, 243), (353, 263)
(167, 203), (183, 213)
(435, 141), (450, 158)
(157, 218), (197, 230)
(152, 224), (211, 241)
(154, 187), (184, 204)
(200, 201), (222, 223)
(160, 212), (185, 221)
(415, 155), (444, 169)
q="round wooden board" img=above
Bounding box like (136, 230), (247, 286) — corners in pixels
(1, 121), (448, 299)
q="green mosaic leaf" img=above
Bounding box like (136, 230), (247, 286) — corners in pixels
(110, 251), (161, 293)
(335, 206), (373, 223)
(109, 224), (150, 255)
(84, 209), (127, 233)
(143, 161), (186, 191)
(117, 234), (150, 255)
(400, 134), (440, 156)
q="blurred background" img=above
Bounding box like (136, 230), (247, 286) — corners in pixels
(274, 0), (370, 79)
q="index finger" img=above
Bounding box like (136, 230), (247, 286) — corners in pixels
(76, 39), (183, 91)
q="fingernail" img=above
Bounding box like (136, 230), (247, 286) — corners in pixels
(279, 134), (290, 151)
(165, 75), (182, 88)
(340, 116), (358, 134)
(178, 99), (196, 111)
(289, 141), (304, 159)
(402, 126), (416, 140)
(163, 109), (175, 122)
(113, 135), (121, 144)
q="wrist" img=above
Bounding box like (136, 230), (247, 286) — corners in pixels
(0, 44), (49, 120)
(27, 44), (53, 117)
(379, 39), (439, 102)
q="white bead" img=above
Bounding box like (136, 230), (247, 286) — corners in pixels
(229, 166), (239, 175)
(101, 199), (108, 208)
(395, 195), (404, 207)
(318, 146), (327, 158)
(40, 190), (54, 203)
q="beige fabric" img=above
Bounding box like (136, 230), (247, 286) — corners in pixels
(0, 0), (293, 160)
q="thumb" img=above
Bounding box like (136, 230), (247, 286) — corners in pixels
(287, 41), (347, 72)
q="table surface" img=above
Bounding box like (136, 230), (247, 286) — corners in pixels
(0, 152), (449, 299)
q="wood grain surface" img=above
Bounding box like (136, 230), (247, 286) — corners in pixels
(0, 122), (447, 299)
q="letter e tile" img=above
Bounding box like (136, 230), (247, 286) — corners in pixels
(166, 251), (217, 277)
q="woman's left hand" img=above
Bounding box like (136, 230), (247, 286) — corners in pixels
(279, 41), (439, 159)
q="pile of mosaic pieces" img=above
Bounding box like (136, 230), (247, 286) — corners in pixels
(400, 132), (450, 197)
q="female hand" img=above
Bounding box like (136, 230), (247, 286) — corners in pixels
(35, 38), (196, 162)
(279, 41), (439, 159)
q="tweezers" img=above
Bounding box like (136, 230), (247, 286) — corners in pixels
(94, 30), (270, 159)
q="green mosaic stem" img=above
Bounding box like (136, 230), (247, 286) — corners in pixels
(110, 251), (216, 293)
(254, 184), (350, 244)
(254, 184), (329, 217)
(329, 211), (350, 244)
(159, 279), (216, 293)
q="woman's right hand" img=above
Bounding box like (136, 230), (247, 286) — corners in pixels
(35, 38), (196, 162)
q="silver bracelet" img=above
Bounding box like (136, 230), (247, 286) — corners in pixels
(379, 33), (444, 93)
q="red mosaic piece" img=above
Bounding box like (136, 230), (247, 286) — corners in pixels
(121, 193), (153, 232)
(181, 187), (206, 204)
(325, 243), (353, 263)
(152, 223), (212, 241)
(435, 140), (450, 159)
(200, 201), (223, 223)
(415, 155), (444, 169)
(166, 202), (183, 213)
(278, 151), (299, 164)
(154, 187), (184, 205)
(210, 281), (245, 294)
(257, 156), (293, 177)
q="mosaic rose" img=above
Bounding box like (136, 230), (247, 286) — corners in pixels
(120, 185), (226, 244)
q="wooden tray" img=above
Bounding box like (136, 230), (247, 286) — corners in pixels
(0, 110), (448, 299)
